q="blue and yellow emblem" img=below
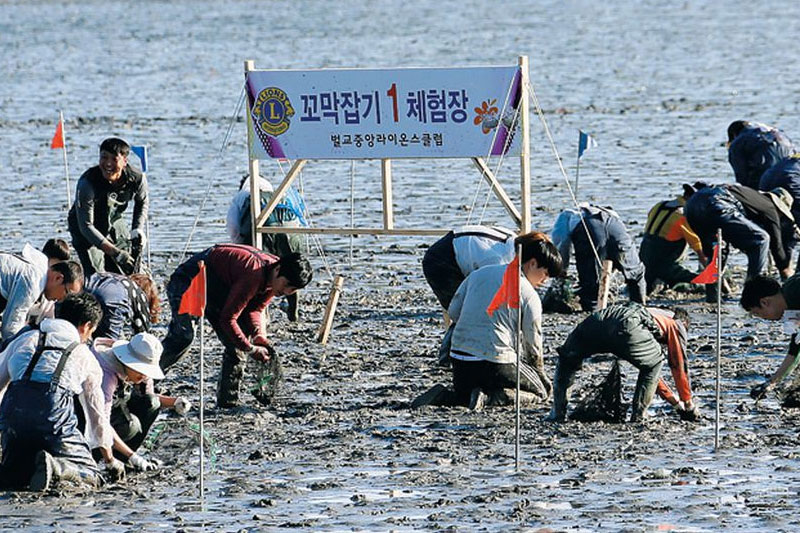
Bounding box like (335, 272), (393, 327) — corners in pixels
(252, 87), (295, 136)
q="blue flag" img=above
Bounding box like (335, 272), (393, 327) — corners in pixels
(578, 130), (597, 159)
(131, 145), (148, 173)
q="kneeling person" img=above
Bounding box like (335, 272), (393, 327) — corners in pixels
(0, 293), (122, 491)
(91, 332), (167, 470)
(448, 232), (562, 407)
(548, 302), (696, 422)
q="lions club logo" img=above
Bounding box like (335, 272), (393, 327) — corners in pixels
(252, 87), (295, 136)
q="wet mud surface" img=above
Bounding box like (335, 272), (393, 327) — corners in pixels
(4, 0), (800, 531)
(4, 254), (800, 532)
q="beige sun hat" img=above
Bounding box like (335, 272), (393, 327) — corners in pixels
(765, 187), (795, 223)
(112, 332), (165, 380)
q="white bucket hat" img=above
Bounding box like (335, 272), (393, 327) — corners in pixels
(112, 332), (165, 380)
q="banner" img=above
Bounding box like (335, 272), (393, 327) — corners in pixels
(245, 66), (522, 160)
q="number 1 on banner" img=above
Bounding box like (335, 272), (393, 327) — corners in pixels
(386, 83), (399, 122)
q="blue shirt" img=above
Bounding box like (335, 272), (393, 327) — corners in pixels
(85, 273), (150, 340)
(729, 124), (794, 189)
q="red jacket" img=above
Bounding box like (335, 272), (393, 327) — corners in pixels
(205, 244), (278, 352)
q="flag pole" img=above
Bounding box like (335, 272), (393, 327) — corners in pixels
(714, 230), (722, 451)
(515, 242), (522, 472)
(198, 260), (206, 510)
(574, 132), (582, 196)
(59, 111), (72, 207)
(142, 147), (151, 271)
(131, 145), (151, 272)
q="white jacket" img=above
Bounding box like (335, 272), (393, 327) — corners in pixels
(451, 225), (517, 276)
(0, 244), (49, 342)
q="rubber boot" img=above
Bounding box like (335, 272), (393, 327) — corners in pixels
(286, 292), (299, 322)
(217, 349), (247, 408)
(546, 368), (570, 422)
(29, 451), (58, 491)
(30, 451), (96, 491)
(468, 388), (488, 411)
(705, 282), (719, 304)
(410, 383), (456, 408)
(627, 278), (646, 305)
(490, 388), (543, 407)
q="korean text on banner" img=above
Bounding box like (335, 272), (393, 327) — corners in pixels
(245, 66), (522, 160)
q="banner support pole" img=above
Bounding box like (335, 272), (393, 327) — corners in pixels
(244, 60), (262, 250)
(518, 55), (531, 234)
(515, 243), (522, 472)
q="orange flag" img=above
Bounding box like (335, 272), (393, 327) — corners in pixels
(692, 243), (719, 284)
(486, 256), (520, 316)
(178, 262), (207, 316)
(51, 119), (64, 149)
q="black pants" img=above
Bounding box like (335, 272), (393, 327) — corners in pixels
(69, 218), (131, 277)
(0, 381), (98, 489)
(451, 358), (549, 406)
(572, 214), (646, 311)
(422, 232), (464, 310)
(639, 235), (697, 293)
(110, 389), (160, 456)
(551, 303), (664, 421)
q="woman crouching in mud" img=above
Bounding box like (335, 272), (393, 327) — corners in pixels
(412, 231), (563, 410)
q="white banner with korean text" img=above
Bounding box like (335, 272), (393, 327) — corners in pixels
(245, 66), (522, 160)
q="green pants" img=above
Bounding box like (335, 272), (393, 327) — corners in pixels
(551, 302), (664, 421)
(70, 218), (131, 277)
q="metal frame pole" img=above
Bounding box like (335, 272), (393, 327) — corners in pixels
(515, 243), (522, 471)
(714, 229), (722, 451)
(199, 262), (206, 509)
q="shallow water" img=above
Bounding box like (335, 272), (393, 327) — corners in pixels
(3, 0), (800, 531)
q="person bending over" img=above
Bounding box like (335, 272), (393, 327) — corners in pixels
(160, 245), (312, 408)
(741, 274), (800, 402)
(547, 302), (697, 423)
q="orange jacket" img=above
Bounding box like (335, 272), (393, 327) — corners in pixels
(649, 309), (692, 405)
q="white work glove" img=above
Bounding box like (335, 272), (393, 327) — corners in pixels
(128, 452), (160, 472)
(105, 458), (126, 482)
(131, 228), (147, 249)
(173, 396), (191, 415)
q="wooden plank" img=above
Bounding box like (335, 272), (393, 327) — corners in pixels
(595, 259), (613, 310)
(381, 159), (394, 230)
(255, 159), (307, 228)
(244, 60), (262, 249)
(317, 275), (344, 345)
(472, 157), (522, 225)
(518, 55), (531, 234)
(257, 227), (449, 236)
